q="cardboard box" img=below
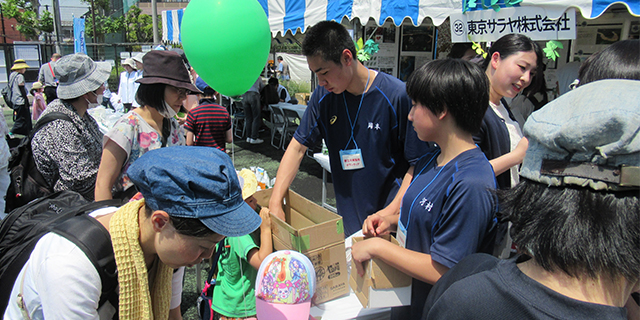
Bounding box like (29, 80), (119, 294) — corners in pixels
(349, 235), (412, 308)
(254, 188), (349, 304)
(254, 188), (344, 252)
(273, 236), (349, 304)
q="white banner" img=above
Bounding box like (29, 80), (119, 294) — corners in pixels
(450, 7), (576, 43)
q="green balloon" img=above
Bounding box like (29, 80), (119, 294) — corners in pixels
(182, 0), (271, 97)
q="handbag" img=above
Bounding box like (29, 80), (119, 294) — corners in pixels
(197, 241), (225, 320)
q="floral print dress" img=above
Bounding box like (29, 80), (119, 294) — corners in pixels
(104, 110), (185, 194)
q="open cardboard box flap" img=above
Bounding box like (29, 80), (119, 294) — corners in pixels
(350, 235), (412, 308)
(254, 188), (344, 252)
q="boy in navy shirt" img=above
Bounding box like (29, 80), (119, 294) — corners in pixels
(269, 21), (430, 236)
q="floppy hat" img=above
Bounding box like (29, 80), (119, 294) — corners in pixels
(11, 59), (30, 70)
(132, 52), (145, 64)
(136, 50), (200, 93)
(520, 79), (639, 191)
(31, 81), (43, 90)
(237, 169), (258, 200)
(122, 58), (136, 68)
(54, 54), (111, 99)
(126, 146), (261, 237)
(255, 250), (316, 320)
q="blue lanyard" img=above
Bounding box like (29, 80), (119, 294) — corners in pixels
(341, 69), (370, 150)
(399, 150), (444, 231)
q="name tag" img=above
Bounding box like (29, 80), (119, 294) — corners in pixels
(339, 149), (365, 171)
(397, 220), (407, 248)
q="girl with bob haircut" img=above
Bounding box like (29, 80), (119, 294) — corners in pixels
(95, 50), (200, 201)
(356, 59), (498, 319)
(477, 33), (543, 190)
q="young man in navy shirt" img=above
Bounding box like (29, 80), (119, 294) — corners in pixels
(268, 21), (430, 236)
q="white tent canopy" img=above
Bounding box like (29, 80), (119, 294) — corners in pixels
(162, 0), (639, 43)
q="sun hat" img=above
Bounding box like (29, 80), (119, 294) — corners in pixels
(520, 79), (639, 191)
(126, 146), (262, 237)
(136, 50), (200, 93)
(122, 58), (136, 68)
(237, 169), (258, 200)
(31, 81), (44, 91)
(195, 76), (217, 96)
(54, 54), (111, 99)
(255, 250), (316, 320)
(132, 52), (145, 64)
(11, 59), (30, 70)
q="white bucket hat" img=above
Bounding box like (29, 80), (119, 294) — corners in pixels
(55, 54), (111, 99)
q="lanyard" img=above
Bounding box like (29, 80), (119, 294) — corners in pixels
(399, 150), (444, 231)
(341, 69), (370, 150)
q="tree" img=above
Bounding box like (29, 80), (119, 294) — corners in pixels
(124, 6), (158, 43)
(1, 0), (54, 40)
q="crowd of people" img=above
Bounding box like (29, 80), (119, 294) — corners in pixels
(0, 19), (637, 320)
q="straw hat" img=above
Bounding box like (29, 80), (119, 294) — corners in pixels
(11, 59), (30, 70)
(237, 169), (258, 200)
(31, 81), (44, 90)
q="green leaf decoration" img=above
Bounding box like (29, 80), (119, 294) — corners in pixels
(355, 38), (364, 51)
(543, 40), (564, 61)
(468, 0), (477, 9)
(491, 0), (499, 6)
(364, 39), (380, 56)
(505, 0), (523, 6)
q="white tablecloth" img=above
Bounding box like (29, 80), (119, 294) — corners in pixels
(272, 102), (307, 119)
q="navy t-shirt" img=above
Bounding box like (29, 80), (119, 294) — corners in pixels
(423, 254), (628, 320)
(398, 147), (497, 319)
(294, 71), (431, 236)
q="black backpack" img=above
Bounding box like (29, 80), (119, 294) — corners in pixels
(5, 112), (74, 213)
(0, 190), (122, 315)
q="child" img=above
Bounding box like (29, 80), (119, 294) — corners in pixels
(356, 59), (498, 319)
(30, 81), (46, 121)
(212, 169), (273, 319)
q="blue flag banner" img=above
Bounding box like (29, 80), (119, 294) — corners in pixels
(73, 17), (87, 54)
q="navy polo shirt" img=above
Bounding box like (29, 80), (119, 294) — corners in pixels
(399, 147), (498, 319)
(294, 72), (431, 236)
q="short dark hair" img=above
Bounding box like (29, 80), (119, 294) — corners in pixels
(482, 34), (543, 92)
(268, 77), (279, 86)
(302, 21), (357, 65)
(577, 39), (640, 86)
(498, 179), (640, 282)
(144, 206), (216, 238)
(406, 59), (489, 134)
(448, 43), (474, 59)
(136, 83), (169, 114)
(277, 56), (283, 61)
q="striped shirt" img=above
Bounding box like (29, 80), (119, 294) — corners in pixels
(184, 99), (231, 151)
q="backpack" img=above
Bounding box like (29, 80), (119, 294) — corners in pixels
(196, 242), (224, 320)
(1, 74), (15, 110)
(0, 190), (122, 316)
(5, 112), (74, 213)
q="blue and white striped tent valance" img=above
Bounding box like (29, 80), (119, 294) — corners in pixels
(162, 9), (184, 44)
(161, 0), (639, 41)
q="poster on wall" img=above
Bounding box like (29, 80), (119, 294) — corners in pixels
(363, 25), (398, 76)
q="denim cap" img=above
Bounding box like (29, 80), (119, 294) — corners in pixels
(521, 79), (640, 191)
(127, 146), (262, 237)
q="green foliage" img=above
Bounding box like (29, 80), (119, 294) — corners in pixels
(464, 0), (522, 13)
(85, 15), (125, 39)
(282, 80), (310, 95)
(1, 0), (53, 40)
(80, 0), (110, 12)
(124, 6), (158, 43)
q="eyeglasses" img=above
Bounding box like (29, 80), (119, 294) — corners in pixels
(170, 86), (189, 97)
